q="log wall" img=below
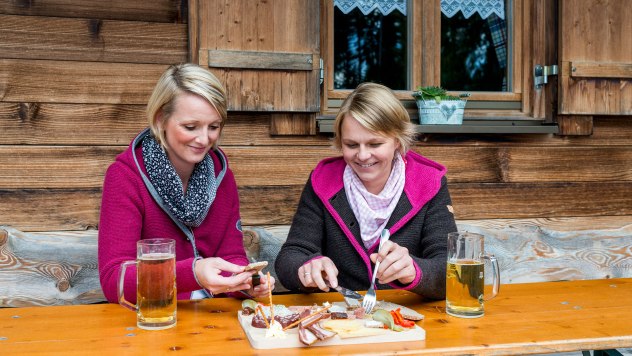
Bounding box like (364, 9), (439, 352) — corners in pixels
(1, 1), (631, 232)
(0, 2), (187, 232)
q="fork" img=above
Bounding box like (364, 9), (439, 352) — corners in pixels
(362, 229), (391, 314)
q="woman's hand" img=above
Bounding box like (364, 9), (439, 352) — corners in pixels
(298, 256), (339, 292)
(194, 257), (252, 295)
(369, 241), (416, 285)
(247, 273), (276, 299)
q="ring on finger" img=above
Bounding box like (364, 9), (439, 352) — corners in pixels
(304, 272), (311, 276)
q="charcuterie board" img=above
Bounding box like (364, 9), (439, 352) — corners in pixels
(237, 312), (426, 349)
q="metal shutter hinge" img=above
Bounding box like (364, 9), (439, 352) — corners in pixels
(534, 64), (559, 89)
(320, 58), (324, 85)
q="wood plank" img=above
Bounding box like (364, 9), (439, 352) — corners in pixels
(234, 185), (305, 226)
(571, 61), (632, 79)
(458, 218), (632, 283)
(2, 283), (632, 354)
(0, 104), (316, 146)
(230, 146), (632, 185)
(1, 104), (630, 146)
(0, 59), (168, 104)
(560, 0), (631, 63)
(527, 146), (632, 180)
(0, 226), (104, 307)
(188, 0), (199, 63)
(2, 182), (631, 231)
(450, 182), (632, 219)
(207, 70), (319, 112)
(557, 115), (594, 135)
(0, 0), (187, 23)
(208, 50), (316, 71)
(0, 146), (121, 189)
(529, 0), (557, 119)
(0, 103), (146, 145)
(420, 0), (441, 86)
(560, 62), (632, 115)
(269, 113), (316, 135)
(0, 14), (187, 64)
(322, 0), (333, 101)
(1, 145), (630, 189)
(0, 188), (101, 231)
(197, 0), (320, 112)
(559, 0), (632, 115)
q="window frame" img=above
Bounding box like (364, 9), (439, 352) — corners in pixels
(321, 0), (537, 121)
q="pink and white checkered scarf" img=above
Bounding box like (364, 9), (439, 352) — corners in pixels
(343, 153), (406, 249)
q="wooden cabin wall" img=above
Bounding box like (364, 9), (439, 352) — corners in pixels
(1, 2), (631, 233)
(0, 1), (188, 232)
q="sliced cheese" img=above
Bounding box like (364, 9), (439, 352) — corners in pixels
(320, 319), (388, 339)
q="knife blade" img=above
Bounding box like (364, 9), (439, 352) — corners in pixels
(325, 281), (363, 308)
(327, 282), (362, 300)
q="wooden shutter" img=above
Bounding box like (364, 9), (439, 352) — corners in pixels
(190, 0), (320, 113)
(530, 0), (558, 122)
(557, 0), (632, 133)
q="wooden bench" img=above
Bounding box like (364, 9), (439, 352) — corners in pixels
(1, 216), (631, 307)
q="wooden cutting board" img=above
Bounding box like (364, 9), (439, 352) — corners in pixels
(237, 313), (426, 349)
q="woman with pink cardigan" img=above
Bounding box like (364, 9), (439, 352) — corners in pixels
(98, 63), (274, 303)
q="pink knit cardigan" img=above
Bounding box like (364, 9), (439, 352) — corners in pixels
(98, 133), (248, 303)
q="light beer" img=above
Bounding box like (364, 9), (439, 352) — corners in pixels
(446, 259), (484, 318)
(137, 252), (176, 329)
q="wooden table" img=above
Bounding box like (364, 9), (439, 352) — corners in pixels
(1, 278), (632, 355)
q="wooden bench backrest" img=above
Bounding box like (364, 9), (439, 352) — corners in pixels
(459, 217), (632, 283)
(0, 227), (102, 307)
(2, 216), (631, 307)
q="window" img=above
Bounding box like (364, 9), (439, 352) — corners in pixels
(325, 0), (536, 122)
(441, 2), (509, 92)
(333, 3), (408, 90)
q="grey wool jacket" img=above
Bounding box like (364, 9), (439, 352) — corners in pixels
(275, 151), (457, 300)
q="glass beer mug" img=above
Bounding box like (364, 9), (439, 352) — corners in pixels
(446, 232), (500, 318)
(118, 238), (177, 330)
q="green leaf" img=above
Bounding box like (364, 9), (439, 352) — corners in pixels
(413, 86), (466, 103)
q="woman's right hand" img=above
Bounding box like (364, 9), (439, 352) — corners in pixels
(194, 257), (251, 295)
(298, 256), (339, 292)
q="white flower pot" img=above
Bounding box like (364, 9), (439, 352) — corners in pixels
(414, 98), (466, 125)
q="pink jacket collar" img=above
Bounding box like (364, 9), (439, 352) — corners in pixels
(311, 150), (447, 212)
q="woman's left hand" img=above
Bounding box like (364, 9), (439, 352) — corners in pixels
(369, 240), (416, 285)
(246, 273), (275, 299)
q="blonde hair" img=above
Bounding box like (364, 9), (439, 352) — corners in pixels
(146, 63), (227, 149)
(333, 82), (416, 153)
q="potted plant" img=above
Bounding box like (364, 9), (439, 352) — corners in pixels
(412, 86), (469, 125)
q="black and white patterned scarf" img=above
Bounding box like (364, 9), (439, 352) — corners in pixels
(142, 135), (217, 227)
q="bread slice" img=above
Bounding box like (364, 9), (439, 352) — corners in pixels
(244, 261), (268, 273)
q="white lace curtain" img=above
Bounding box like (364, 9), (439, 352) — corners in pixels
(334, 0), (407, 15)
(441, 0), (505, 20)
(333, 0), (505, 19)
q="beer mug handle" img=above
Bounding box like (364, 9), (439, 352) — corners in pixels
(118, 260), (138, 312)
(483, 254), (500, 301)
